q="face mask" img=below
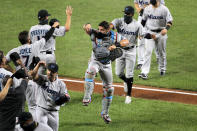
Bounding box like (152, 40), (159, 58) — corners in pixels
(39, 19), (48, 25)
(95, 32), (109, 39)
(124, 15), (132, 24)
(21, 121), (37, 131)
(150, 0), (157, 6)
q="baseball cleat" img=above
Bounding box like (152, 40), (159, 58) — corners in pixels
(136, 64), (142, 70)
(125, 96), (132, 104)
(138, 73), (148, 80)
(82, 98), (91, 106)
(160, 71), (165, 76)
(101, 113), (111, 124)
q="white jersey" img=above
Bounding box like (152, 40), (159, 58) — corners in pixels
(35, 75), (67, 111)
(142, 4), (173, 30)
(0, 68), (22, 91)
(29, 24), (66, 52)
(112, 18), (143, 46)
(134, 0), (165, 8)
(6, 39), (48, 71)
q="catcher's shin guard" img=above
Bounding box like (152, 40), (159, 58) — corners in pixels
(102, 86), (114, 115)
(83, 68), (96, 102)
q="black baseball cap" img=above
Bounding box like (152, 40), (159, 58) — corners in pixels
(47, 63), (58, 73)
(123, 6), (134, 15)
(18, 112), (32, 125)
(38, 9), (51, 20)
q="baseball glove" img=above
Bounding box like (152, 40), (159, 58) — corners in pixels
(29, 56), (40, 70)
(108, 47), (123, 61)
(10, 52), (20, 66)
(49, 18), (60, 28)
(11, 68), (27, 79)
(54, 93), (70, 106)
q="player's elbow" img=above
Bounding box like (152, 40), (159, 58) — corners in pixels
(65, 27), (70, 32)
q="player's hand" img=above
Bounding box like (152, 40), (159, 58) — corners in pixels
(66, 5), (73, 16)
(83, 23), (91, 32)
(120, 39), (129, 47)
(38, 61), (46, 67)
(16, 59), (23, 66)
(108, 45), (116, 51)
(52, 22), (60, 28)
(151, 34), (157, 40)
(161, 29), (167, 35)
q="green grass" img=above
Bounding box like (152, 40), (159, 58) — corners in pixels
(57, 91), (197, 131)
(0, 0), (197, 91)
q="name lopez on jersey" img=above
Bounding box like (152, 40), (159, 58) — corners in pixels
(148, 14), (164, 19)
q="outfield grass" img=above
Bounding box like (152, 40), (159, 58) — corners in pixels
(0, 0), (196, 91)
(58, 91), (197, 131)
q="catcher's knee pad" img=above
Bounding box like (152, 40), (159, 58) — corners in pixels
(85, 67), (96, 80)
(103, 87), (114, 98)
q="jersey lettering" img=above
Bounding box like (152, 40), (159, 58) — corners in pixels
(148, 15), (164, 19)
(42, 84), (59, 96)
(119, 28), (137, 35)
(19, 48), (32, 56)
(30, 29), (48, 37)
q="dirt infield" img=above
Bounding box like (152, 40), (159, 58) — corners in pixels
(59, 77), (197, 105)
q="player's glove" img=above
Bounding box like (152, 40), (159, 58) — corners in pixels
(139, 9), (144, 16)
(49, 18), (60, 28)
(54, 93), (70, 106)
(11, 68), (27, 79)
(29, 56), (40, 70)
(10, 52), (20, 66)
(108, 48), (123, 61)
(144, 33), (152, 39)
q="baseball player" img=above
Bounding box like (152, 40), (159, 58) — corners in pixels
(6, 22), (60, 71)
(139, 0), (173, 79)
(110, 6), (143, 104)
(134, 0), (165, 69)
(82, 21), (129, 123)
(0, 50), (28, 131)
(29, 6), (73, 64)
(32, 61), (70, 131)
(16, 112), (53, 131)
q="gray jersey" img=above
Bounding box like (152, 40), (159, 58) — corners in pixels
(29, 25), (66, 52)
(112, 18), (143, 46)
(26, 80), (38, 108)
(35, 75), (67, 111)
(142, 4), (173, 30)
(134, 0), (165, 8)
(16, 122), (53, 131)
(6, 39), (49, 71)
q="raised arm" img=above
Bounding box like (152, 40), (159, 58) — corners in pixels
(32, 61), (46, 81)
(83, 23), (92, 35)
(65, 5), (73, 32)
(0, 77), (13, 101)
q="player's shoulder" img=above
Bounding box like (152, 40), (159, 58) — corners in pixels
(0, 68), (13, 76)
(30, 24), (50, 30)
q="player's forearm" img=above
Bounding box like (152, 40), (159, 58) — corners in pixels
(3, 63), (15, 73)
(134, 3), (141, 13)
(65, 15), (71, 32)
(44, 27), (55, 42)
(0, 78), (13, 101)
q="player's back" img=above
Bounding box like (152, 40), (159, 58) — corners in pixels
(144, 4), (171, 30)
(29, 24), (50, 43)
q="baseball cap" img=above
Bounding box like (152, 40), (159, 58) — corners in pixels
(123, 6), (134, 15)
(18, 112), (32, 125)
(38, 9), (51, 20)
(47, 63), (58, 73)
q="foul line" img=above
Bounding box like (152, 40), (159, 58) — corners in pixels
(60, 78), (197, 96)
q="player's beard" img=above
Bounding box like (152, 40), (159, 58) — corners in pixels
(124, 15), (132, 24)
(21, 121), (37, 131)
(95, 31), (110, 39)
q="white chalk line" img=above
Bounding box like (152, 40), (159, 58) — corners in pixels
(59, 78), (197, 96)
